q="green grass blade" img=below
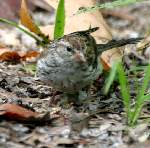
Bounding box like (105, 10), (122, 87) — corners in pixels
(76, 0), (144, 14)
(128, 65), (146, 73)
(54, 0), (65, 39)
(143, 93), (150, 101)
(131, 64), (150, 125)
(136, 64), (150, 100)
(104, 62), (119, 94)
(117, 63), (132, 123)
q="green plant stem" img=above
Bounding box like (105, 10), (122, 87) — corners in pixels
(76, 0), (144, 14)
(0, 18), (42, 44)
(104, 61), (119, 94)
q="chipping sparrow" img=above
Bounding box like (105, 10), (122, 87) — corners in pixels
(37, 27), (142, 100)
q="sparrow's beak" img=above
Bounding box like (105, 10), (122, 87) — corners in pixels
(73, 51), (86, 63)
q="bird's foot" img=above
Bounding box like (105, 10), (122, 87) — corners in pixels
(49, 91), (62, 106)
(49, 91), (93, 108)
(58, 93), (79, 108)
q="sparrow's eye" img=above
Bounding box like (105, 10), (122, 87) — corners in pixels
(66, 47), (72, 52)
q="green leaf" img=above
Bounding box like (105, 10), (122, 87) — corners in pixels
(143, 93), (150, 101)
(131, 64), (150, 125)
(117, 63), (131, 123)
(20, 0), (42, 36)
(76, 0), (144, 14)
(128, 65), (146, 73)
(104, 62), (119, 94)
(54, 0), (65, 39)
(137, 64), (150, 101)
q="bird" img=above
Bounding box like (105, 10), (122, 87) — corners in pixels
(36, 27), (142, 101)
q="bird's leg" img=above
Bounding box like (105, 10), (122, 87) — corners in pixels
(49, 92), (79, 108)
(58, 91), (90, 107)
(49, 91), (63, 106)
(50, 89), (94, 107)
(50, 92), (80, 107)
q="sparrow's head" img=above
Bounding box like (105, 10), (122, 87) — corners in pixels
(53, 31), (98, 66)
(43, 27), (98, 66)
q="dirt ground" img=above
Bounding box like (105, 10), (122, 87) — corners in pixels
(0, 1), (150, 148)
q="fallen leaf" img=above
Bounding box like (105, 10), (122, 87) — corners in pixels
(0, 47), (40, 62)
(100, 48), (123, 71)
(19, 50), (40, 61)
(20, 0), (42, 35)
(0, 103), (58, 124)
(0, 48), (20, 62)
(42, 0), (112, 43)
(0, 103), (38, 121)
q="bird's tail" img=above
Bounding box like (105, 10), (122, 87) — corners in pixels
(97, 37), (143, 55)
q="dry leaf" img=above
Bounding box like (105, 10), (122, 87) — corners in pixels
(0, 103), (53, 123)
(0, 48), (21, 62)
(20, 0), (42, 35)
(0, 47), (40, 62)
(0, 103), (39, 121)
(42, 0), (112, 43)
(20, 50), (40, 61)
(100, 48), (123, 70)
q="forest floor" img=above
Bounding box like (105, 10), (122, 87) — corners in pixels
(0, 1), (150, 148)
